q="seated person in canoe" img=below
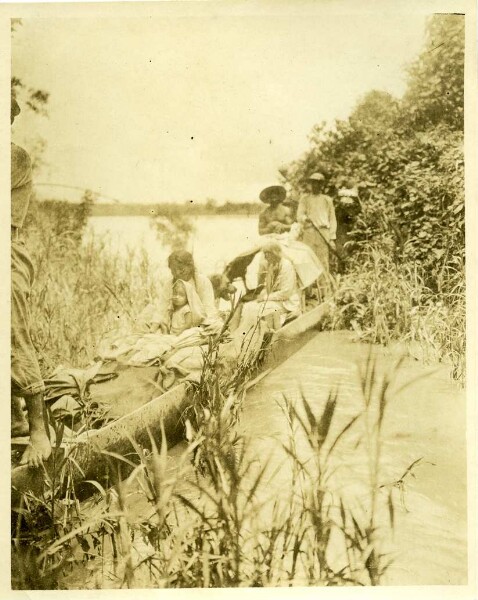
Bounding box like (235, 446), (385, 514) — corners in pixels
(236, 241), (302, 337)
(92, 251), (224, 402)
(221, 184), (323, 301)
(145, 249), (221, 335)
(170, 279), (207, 335)
(258, 185), (293, 235)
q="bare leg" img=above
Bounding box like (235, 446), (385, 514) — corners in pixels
(11, 395), (29, 437)
(20, 393), (52, 468)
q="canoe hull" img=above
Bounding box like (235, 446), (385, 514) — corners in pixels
(12, 303), (328, 498)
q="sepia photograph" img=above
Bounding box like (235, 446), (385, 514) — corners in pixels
(4, 0), (476, 593)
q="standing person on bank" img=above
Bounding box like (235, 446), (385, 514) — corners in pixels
(11, 90), (51, 467)
(297, 172), (337, 273)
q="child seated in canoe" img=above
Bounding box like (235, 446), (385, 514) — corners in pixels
(98, 279), (207, 359)
(169, 279), (206, 335)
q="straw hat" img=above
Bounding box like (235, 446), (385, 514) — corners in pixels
(308, 173), (325, 182)
(259, 185), (287, 204)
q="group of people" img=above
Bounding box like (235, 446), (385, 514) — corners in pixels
(231, 172), (340, 335)
(10, 84), (346, 469)
(258, 172), (337, 274)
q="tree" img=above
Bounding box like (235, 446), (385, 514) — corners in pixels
(402, 14), (464, 132)
(281, 14), (464, 289)
(11, 19), (50, 171)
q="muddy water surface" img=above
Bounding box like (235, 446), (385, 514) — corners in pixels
(240, 331), (467, 586)
(65, 330), (467, 588)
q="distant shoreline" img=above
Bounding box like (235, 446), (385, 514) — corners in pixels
(90, 202), (262, 218)
(89, 212), (256, 219)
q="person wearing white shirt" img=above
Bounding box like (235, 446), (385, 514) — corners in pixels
(144, 250), (221, 334)
(237, 241), (301, 337)
(297, 172), (337, 272)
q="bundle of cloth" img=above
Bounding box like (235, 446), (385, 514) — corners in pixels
(225, 231), (324, 293)
(97, 278), (224, 387)
(44, 277), (223, 425)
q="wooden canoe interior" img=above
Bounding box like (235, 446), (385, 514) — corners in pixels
(11, 303), (327, 499)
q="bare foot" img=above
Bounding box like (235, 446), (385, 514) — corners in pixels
(20, 431), (52, 468)
(21, 393), (53, 468)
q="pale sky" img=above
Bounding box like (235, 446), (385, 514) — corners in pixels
(12, 9), (429, 204)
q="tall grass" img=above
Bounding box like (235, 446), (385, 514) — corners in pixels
(12, 200), (424, 589)
(324, 243), (465, 383)
(24, 199), (462, 381)
(13, 347), (416, 589)
(24, 199), (165, 374)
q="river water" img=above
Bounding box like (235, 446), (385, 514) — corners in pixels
(66, 216), (468, 588)
(87, 214), (260, 275)
(240, 331), (467, 586)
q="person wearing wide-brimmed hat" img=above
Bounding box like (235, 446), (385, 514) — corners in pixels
(258, 185), (293, 236)
(297, 172), (337, 273)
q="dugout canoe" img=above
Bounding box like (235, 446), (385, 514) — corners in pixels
(11, 302), (328, 499)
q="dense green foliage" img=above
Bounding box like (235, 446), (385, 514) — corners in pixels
(282, 14), (465, 379)
(284, 14), (464, 280)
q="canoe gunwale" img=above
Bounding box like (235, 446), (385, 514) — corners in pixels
(12, 302), (328, 495)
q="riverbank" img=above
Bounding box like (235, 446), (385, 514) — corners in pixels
(90, 201), (262, 218)
(13, 201), (467, 589)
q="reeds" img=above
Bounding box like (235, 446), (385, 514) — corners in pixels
(23, 199), (165, 375)
(13, 344), (417, 589)
(325, 243), (465, 384)
(12, 200), (425, 589)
